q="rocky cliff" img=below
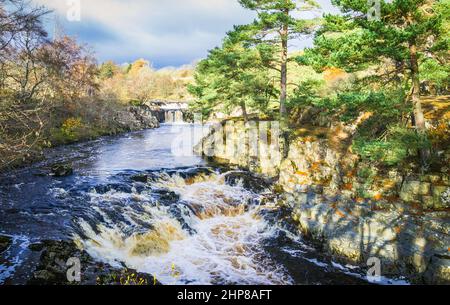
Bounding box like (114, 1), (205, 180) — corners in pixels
(195, 121), (450, 284)
(115, 106), (160, 131)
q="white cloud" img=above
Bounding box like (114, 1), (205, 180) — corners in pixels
(32, 0), (338, 67)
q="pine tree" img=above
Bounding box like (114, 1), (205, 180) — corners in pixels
(299, 0), (448, 164)
(238, 0), (320, 121)
(300, 0), (448, 131)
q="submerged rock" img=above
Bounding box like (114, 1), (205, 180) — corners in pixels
(93, 183), (133, 194)
(0, 235), (12, 253)
(154, 189), (180, 204)
(27, 240), (160, 285)
(50, 164), (74, 177)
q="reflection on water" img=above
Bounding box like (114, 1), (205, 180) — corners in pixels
(92, 124), (208, 176)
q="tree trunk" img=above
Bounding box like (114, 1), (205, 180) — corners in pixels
(409, 42), (425, 131)
(409, 41), (429, 167)
(280, 10), (289, 122)
(240, 102), (249, 122)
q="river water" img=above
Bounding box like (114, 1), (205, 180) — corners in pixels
(0, 124), (373, 285)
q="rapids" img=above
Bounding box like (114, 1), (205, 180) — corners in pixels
(0, 124), (375, 285)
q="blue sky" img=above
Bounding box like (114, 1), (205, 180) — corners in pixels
(33, 0), (339, 68)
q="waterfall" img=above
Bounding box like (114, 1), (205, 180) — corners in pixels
(148, 101), (189, 123)
(164, 110), (184, 123)
(174, 110), (183, 122)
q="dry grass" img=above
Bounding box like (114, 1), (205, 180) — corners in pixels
(421, 95), (450, 121)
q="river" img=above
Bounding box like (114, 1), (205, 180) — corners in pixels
(0, 124), (373, 285)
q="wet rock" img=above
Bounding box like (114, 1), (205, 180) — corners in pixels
(33, 170), (49, 177)
(0, 235), (12, 253)
(128, 106), (160, 129)
(50, 164), (73, 177)
(28, 243), (45, 252)
(94, 183), (133, 194)
(32, 270), (58, 282)
(96, 268), (161, 286)
(27, 240), (160, 285)
(291, 198), (450, 284)
(154, 189), (180, 203)
(116, 106), (160, 131)
(424, 254), (450, 285)
(131, 174), (149, 183)
(224, 171), (272, 193)
(177, 167), (215, 179)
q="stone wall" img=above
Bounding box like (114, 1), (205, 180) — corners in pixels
(195, 121), (450, 284)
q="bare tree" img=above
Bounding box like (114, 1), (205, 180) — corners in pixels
(0, 0), (50, 170)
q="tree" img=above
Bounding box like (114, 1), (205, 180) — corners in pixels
(238, 0), (320, 121)
(189, 29), (276, 122)
(0, 0), (50, 167)
(0, 0), (48, 54)
(39, 36), (98, 101)
(298, 0), (448, 164)
(300, 0), (448, 129)
(99, 60), (119, 80)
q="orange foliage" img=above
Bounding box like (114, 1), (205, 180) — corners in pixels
(323, 67), (347, 82)
(343, 183), (353, 191)
(296, 171), (308, 176)
(345, 169), (357, 178)
(311, 162), (321, 171)
(373, 193), (383, 201)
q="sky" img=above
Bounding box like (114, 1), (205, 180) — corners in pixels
(32, 0), (339, 68)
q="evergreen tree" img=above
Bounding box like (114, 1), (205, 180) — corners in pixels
(238, 0), (320, 121)
(299, 0), (448, 132)
(189, 30), (277, 121)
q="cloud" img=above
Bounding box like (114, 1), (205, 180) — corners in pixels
(32, 0), (338, 67)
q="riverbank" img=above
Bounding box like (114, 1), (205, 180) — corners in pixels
(0, 105), (160, 173)
(194, 121), (450, 284)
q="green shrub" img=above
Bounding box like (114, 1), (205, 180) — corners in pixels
(353, 126), (431, 166)
(61, 117), (84, 141)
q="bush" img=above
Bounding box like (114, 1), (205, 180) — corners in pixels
(353, 126), (431, 166)
(60, 117), (84, 142)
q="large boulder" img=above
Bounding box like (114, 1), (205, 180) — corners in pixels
(27, 240), (159, 285)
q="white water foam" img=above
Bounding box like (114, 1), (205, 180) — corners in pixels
(76, 172), (292, 285)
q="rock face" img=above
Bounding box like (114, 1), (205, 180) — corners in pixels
(195, 121), (450, 284)
(288, 195), (450, 284)
(194, 120), (283, 177)
(115, 106), (160, 131)
(27, 240), (159, 285)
